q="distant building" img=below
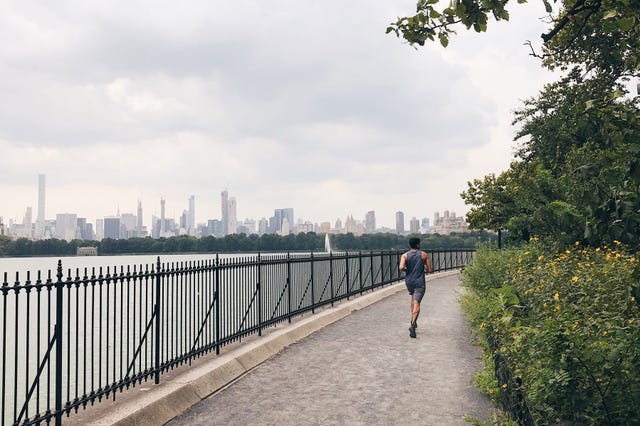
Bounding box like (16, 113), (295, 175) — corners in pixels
(56, 213), (78, 242)
(318, 222), (331, 234)
(258, 218), (269, 235)
(295, 221), (314, 234)
(104, 217), (121, 239)
(34, 174), (46, 239)
(365, 211), (376, 234)
(432, 210), (468, 234)
(409, 217), (420, 234)
(272, 208), (294, 235)
(188, 195), (195, 236)
(238, 218), (256, 235)
(95, 219), (104, 240)
(395, 211), (405, 235)
(344, 215), (364, 235)
(77, 246), (98, 256)
(333, 218), (343, 234)
(228, 197), (238, 234)
(22, 207), (33, 239)
(121, 213), (137, 238)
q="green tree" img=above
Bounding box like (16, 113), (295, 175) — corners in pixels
(387, 0), (640, 77)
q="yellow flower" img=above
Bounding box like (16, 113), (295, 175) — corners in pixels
(554, 292), (560, 301)
(543, 303), (548, 309)
(603, 331), (609, 336)
(538, 255), (544, 261)
(631, 296), (636, 303)
(614, 240), (621, 245)
(502, 383), (508, 389)
(595, 247), (601, 252)
(571, 276), (579, 283)
(575, 241), (580, 246)
(555, 305), (560, 312)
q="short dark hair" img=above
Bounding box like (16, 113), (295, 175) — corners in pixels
(409, 238), (420, 249)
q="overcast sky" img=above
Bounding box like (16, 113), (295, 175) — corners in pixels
(0, 0), (554, 229)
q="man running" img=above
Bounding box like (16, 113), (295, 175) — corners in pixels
(399, 238), (433, 338)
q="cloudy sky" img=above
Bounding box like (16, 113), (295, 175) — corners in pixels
(0, 0), (554, 229)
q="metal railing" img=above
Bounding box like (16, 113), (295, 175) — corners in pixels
(1, 248), (474, 425)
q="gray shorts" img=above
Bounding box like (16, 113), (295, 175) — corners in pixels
(407, 285), (425, 303)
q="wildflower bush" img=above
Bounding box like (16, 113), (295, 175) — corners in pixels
(462, 241), (640, 424)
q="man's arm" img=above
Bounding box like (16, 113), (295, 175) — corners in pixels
(399, 253), (407, 271)
(422, 251), (433, 273)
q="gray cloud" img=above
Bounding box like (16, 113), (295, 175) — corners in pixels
(0, 0), (552, 226)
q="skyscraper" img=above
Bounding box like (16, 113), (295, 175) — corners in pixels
(395, 211), (405, 235)
(56, 213), (78, 242)
(221, 190), (229, 236)
(22, 207), (33, 239)
(35, 174), (45, 239)
(160, 198), (166, 236)
(188, 195), (195, 236)
(228, 197), (237, 235)
(365, 211), (376, 234)
(273, 208), (294, 235)
(410, 217), (420, 234)
(104, 217), (121, 239)
(137, 200), (143, 234)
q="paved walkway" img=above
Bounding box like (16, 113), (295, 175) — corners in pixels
(166, 272), (494, 425)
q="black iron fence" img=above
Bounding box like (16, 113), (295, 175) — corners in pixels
(1, 249), (474, 425)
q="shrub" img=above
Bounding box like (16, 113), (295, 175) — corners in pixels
(463, 241), (640, 424)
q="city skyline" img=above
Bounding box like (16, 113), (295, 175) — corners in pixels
(0, 2), (554, 234)
(0, 174), (462, 235)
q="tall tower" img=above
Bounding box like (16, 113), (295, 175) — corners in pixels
(227, 197), (237, 235)
(188, 195), (195, 235)
(137, 200), (143, 230)
(395, 211), (405, 235)
(35, 174), (45, 239)
(160, 198), (166, 236)
(410, 217), (420, 234)
(221, 190), (229, 236)
(365, 211), (376, 234)
(23, 207), (33, 239)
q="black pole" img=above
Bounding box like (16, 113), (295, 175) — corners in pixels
(257, 254), (262, 337)
(310, 252), (315, 314)
(215, 254), (220, 355)
(154, 257), (161, 384)
(54, 260), (63, 426)
(286, 253), (292, 323)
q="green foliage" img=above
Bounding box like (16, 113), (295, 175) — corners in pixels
(462, 242), (640, 424)
(388, 0), (640, 81)
(0, 231), (495, 257)
(392, 2), (640, 251)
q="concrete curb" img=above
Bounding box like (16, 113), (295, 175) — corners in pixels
(71, 270), (460, 426)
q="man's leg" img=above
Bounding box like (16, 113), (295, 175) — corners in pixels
(411, 299), (421, 326)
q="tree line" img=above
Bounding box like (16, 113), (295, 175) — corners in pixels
(0, 231), (495, 257)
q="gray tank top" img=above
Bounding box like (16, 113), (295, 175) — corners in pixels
(405, 250), (426, 287)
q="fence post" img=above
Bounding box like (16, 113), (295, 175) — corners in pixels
(380, 251), (384, 286)
(215, 254), (220, 355)
(257, 253), (262, 336)
(287, 253), (292, 323)
(55, 260), (63, 426)
(154, 257), (161, 385)
(345, 253), (350, 299)
(369, 251), (374, 290)
(358, 251), (363, 295)
(310, 252), (315, 314)
(329, 252), (334, 306)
